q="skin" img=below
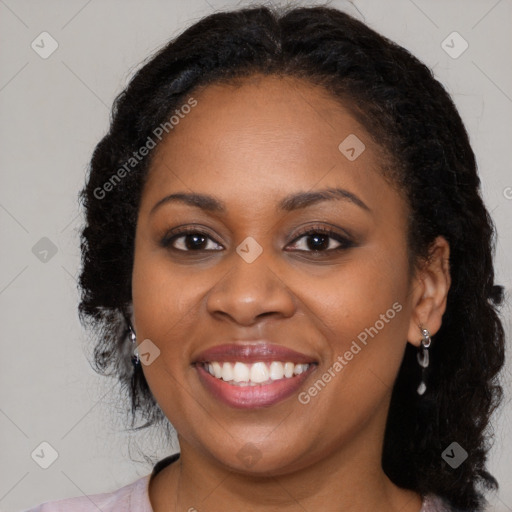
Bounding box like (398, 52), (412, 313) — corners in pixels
(131, 74), (451, 512)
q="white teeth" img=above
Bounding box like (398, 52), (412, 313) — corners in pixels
(204, 361), (311, 384)
(221, 362), (234, 381)
(233, 362), (250, 382)
(212, 361), (223, 379)
(284, 362), (295, 378)
(269, 361), (284, 380)
(294, 364), (308, 375)
(250, 362), (270, 383)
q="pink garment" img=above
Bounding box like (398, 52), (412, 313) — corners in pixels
(22, 472), (451, 511)
(22, 474), (153, 512)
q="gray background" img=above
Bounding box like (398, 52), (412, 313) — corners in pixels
(0, 0), (511, 510)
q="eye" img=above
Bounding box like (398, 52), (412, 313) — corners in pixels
(160, 225), (354, 254)
(160, 227), (223, 252)
(287, 226), (354, 253)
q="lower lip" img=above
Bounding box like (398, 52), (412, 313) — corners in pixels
(196, 365), (315, 409)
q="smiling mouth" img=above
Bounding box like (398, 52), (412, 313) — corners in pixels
(195, 360), (317, 409)
(193, 342), (318, 408)
(201, 361), (312, 386)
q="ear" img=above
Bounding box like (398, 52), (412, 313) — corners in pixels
(407, 236), (451, 347)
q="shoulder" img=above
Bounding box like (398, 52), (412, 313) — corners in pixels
(21, 474), (152, 512)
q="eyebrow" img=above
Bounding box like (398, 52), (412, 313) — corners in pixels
(149, 187), (371, 216)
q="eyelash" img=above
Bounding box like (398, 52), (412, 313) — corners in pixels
(160, 225), (355, 254)
(290, 225), (354, 252)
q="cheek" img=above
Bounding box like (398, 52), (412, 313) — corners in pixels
(131, 242), (223, 372)
(132, 237), (197, 331)
(131, 246), (205, 428)
(308, 249), (409, 341)
(305, 247), (411, 396)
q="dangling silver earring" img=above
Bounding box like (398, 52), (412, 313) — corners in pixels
(416, 326), (431, 395)
(129, 324), (140, 368)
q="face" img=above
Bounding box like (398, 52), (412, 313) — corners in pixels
(132, 74), (420, 475)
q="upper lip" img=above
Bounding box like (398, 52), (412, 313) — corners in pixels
(193, 342), (317, 365)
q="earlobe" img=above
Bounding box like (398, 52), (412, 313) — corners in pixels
(407, 236), (451, 346)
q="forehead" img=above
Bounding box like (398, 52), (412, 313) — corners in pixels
(141, 74), (400, 217)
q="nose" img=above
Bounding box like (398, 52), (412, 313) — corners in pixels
(205, 249), (297, 326)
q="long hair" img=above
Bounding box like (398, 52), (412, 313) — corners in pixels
(78, 5), (505, 510)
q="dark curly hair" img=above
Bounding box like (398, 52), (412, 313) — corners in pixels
(77, 4), (506, 510)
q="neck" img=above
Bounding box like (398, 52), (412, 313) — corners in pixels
(148, 408), (422, 511)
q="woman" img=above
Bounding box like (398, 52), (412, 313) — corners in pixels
(25, 4), (505, 511)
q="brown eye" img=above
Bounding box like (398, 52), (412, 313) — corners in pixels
(160, 228), (223, 252)
(287, 227), (354, 253)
